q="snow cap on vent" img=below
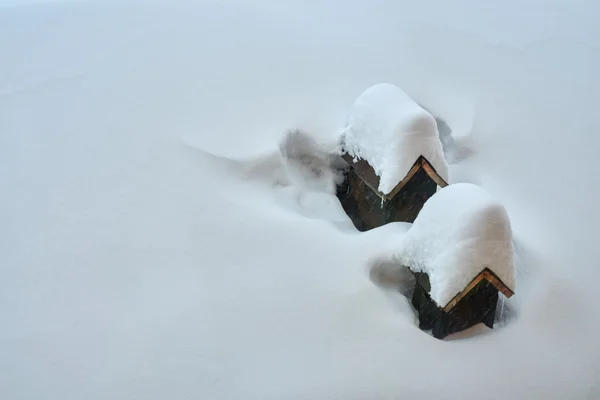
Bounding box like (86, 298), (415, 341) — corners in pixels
(342, 83), (449, 195)
(394, 183), (516, 307)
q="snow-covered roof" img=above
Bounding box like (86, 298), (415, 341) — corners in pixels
(393, 183), (516, 307)
(341, 83), (449, 195)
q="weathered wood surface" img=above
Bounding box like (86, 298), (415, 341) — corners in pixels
(410, 269), (513, 339)
(442, 268), (514, 312)
(336, 155), (443, 231)
(340, 154), (448, 201)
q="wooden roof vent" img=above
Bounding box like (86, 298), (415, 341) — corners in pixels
(410, 268), (514, 339)
(336, 154), (448, 231)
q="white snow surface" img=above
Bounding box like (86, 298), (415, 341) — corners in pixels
(2, 1), (600, 399)
(342, 83), (449, 194)
(394, 183), (515, 307)
(278, 129), (345, 194)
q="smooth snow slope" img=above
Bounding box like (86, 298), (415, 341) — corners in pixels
(1, 1), (600, 399)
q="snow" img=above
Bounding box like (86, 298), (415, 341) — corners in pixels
(342, 83), (449, 194)
(391, 183), (515, 307)
(2, 0), (600, 399)
(278, 129), (345, 194)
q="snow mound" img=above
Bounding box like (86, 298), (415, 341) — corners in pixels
(393, 183), (516, 307)
(341, 83), (449, 194)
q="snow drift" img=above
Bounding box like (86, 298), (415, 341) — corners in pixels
(2, 0), (600, 399)
(278, 129), (345, 194)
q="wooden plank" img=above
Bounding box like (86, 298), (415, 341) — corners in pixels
(420, 158), (449, 188)
(442, 267), (514, 312)
(442, 272), (487, 312)
(337, 164), (438, 229)
(482, 269), (515, 298)
(436, 280), (499, 338)
(410, 269), (503, 339)
(340, 154), (442, 201)
(341, 154), (385, 201)
(384, 160), (423, 200)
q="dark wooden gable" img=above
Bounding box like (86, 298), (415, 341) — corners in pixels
(336, 154), (448, 231)
(410, 268), (514, 339)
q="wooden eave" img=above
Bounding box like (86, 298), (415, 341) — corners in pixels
(340, 154), (448, 202)
(441, 267), (515, 312)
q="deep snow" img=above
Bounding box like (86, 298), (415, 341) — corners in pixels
(2, 0), (600, 399)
